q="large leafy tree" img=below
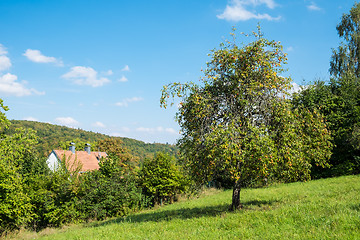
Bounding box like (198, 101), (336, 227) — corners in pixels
(161, 28), (332, 210)
(330, 2), (360, 78)
(329, 2), (360, 173)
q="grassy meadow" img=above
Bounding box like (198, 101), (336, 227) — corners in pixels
(10, 175), (360, 240)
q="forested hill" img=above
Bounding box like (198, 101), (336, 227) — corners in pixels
(8, 120), (178, 161)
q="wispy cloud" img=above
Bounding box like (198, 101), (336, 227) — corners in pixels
(136, 126), (178, 135)
(109, 126), (179, 144)
(286, 46), (294, 52)
(0, 44), (8, 55)
(115, 97), (143, 107)
(109, 127), (131, 137)
(0, 73), (45, 97)
(103, 70), (113, 76)
(92, 121), (106, 128)
(121, 65), (130, 71)
(23, 49), (63, 66)
(62, 66), (111, 87)
(217, 0), (281, 22)
(55, 117), (79, 128)
(307, 1), (321, 11)
(118, 75), (128, 82)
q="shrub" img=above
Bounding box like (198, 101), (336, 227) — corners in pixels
(76, 154), (146, 221)
(0, 162), (32, 234)
(140, 152), (188, 206)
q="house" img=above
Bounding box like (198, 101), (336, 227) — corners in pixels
(47, 143), (107, 173)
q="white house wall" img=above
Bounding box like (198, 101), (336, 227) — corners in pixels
(47, 151), (60, 171)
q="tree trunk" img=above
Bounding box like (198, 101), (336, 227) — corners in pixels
(230, 180), (242, 211)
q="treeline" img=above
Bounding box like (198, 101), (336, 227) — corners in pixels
(7, 120), (178, 161)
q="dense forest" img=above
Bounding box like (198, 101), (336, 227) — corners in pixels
(7, 120), (178, 161)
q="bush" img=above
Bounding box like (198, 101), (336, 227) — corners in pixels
(25, 167), (82, 230)
(76, 154), (146, 221)
(140, 152), (188, 206)
(0, 162), (32, 234)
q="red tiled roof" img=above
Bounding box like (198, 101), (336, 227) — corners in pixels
(53, 150), (107, 172)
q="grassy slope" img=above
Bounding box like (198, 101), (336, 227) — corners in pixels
(14, 175), (360, 240)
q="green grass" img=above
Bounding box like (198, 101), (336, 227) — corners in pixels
(10, 175), (360, 240)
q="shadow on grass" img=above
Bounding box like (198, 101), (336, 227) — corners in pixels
(90, 199), (278, 228)
(351, 204), (360, 212)
(242, 199), (279, 210)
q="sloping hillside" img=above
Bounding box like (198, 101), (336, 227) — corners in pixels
(7, 120), (178, 161)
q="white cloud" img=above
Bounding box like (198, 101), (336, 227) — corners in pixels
(243, 0), (277, 9)
(115, 97), (143, 107)
(292, 82), (301, 92)
(62, 66), (111, 87)
(289, 82), (303, 95)
(0, 55), (11, 72)
(118, 75), (128, 82)
(217, 0), (280, 21)
(260, 0), (276, 9)
(121, 65), (130, 71)
(23, 117), (38, 121)
(0, 44), (43, 96)
(23, 49), (63, 66)
(307, 1), (321, 11)
(0, 44), (11, 72)
(93, 121), (106, 128)
(0, 73), (45, 97)
(55, 117), (80, 128)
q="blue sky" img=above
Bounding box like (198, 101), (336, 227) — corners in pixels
(0, 0), (355, 144)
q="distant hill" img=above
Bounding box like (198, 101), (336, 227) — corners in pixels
(8, 120), (178, 161)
